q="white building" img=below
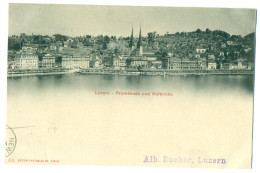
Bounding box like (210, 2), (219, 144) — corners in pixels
(15, 53), (39, 69)
(50, 44), (57, 51)
(41, 54), (55, 68)
(196, 48), (206, 54)
(207, 60), (217, 70)
(62, 55), (90, 69)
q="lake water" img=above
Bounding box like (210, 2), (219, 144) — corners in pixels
(7, 74), (254, 97)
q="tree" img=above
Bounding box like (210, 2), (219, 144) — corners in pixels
(53, 34), (68, 42)
(230, 35), (242, 42)
(245, 47), (255, 63)
(104, 35), (110, 43)
(96, 35), (104, 45)
(205, 28), (211, 33)
(111, 36), (117, 41)
(212, 30), (230, 39)
(195, 29), (202, 33)
(83, 38), (92, 47)
(155, 46), (168, 59)
(147, 32), (156, 45)
(114, 47), (121, 56)
(8, 37), (21, 51)
(103, 42), (107, 50)
(70, 41), (78, 48)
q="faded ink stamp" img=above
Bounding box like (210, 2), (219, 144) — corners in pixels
(5, 125), (17, 157)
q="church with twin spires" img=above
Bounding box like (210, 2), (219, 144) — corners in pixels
(129, 27), (143, 57)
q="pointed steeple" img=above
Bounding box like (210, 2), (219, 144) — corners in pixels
(137, 27), (142, 48)
(129, 26), (134, 48)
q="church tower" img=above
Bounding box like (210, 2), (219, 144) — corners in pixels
(129, 27), (135, 51)
(137, 27), (143, 56)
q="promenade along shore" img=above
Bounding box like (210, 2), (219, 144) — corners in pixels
(7, 68), (254, 77)
(78, 68), (254, 75)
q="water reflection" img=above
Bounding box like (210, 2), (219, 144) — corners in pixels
(7, 74), (254, 97)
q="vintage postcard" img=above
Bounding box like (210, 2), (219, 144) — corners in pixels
(6, 3), (256, 169)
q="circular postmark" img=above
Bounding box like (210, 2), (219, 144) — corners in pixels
(5, 125), (17, 157)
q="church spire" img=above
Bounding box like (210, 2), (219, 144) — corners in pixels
(137, 26), (142, 48)
(129, 26), (134, 49)
(137, 26), (143, 56)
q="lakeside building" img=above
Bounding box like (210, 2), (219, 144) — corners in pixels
(207, 59), (217, 69)
(119, 58), (127, 69)
(222, 60), (252, 70)
(72, 55), (90, 68)
(237, 59), (249, 69)
(162, 58), (170, 69)
(181, 59), (199, 70)
(93, 60), (100, 68)
(174, 58), (206, 70)
(113, 56), (128, 69)
(169, 58), (181, 70)
(162, 57), (208, 70)
(15, 53), (39, 69)
(61, 55), (73, 68)
(103, 57), (113, 68)
(40, 54), (55, 68)
(8, 60), (16, 69)
(72, 55), (84, 68)
(143, 52), (158, 60)
(149, 60), (162, 69)
(207, 61), (217, 69)
(126, 56), (163, 69)
(128, 57), (149, 68)
(162, 57), (250, 71)
(113, 57), (119, 69)
(222, 63), (233, 70)
(61, 55), (90, 69)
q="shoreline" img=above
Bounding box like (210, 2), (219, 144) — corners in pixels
(7, 71), (74, 77)
(7, 69), (254, 77)
(77, 69), (254, 76)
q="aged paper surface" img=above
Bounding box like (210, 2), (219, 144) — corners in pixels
(6, 3), (256, 169)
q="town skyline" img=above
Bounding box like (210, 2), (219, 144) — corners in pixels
(9, 4), (256, 37)
(7, 4), (256, 79)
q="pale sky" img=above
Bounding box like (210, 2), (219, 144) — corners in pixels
(8, 3), (256, 37)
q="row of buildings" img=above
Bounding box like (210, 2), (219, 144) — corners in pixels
(161, 57), (251, 70)
(10, 51), (251, 70)
(12, 53), (90, 69)
(10, 27), (252, 71)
